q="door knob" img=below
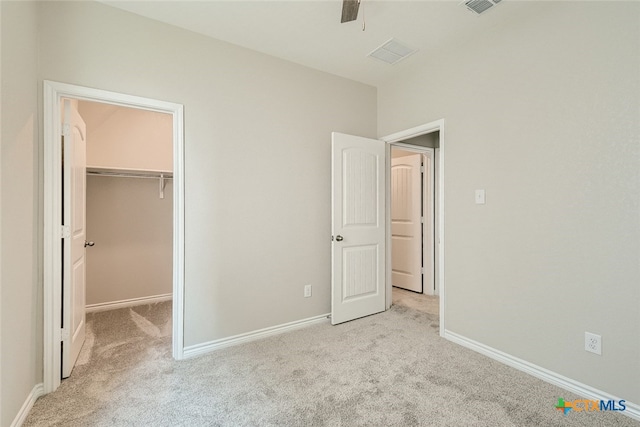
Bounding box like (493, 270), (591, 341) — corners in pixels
(84, 241), (95, 247)
(335, 235), (344, 242)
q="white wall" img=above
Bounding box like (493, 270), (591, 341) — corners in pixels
(0, 2), (41, 426)
(86, 176), (173, 305)
(79, 101), (173, 172)
(38, 1), (377, 347)
(378, 2), (640, 404)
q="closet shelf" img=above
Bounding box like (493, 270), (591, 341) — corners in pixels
(86, 166), (173, 179)
(86, 167), (173, 199)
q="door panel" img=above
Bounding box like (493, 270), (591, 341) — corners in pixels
(331, 132), (385, 325)
(391, 154), (422, 292)
(62, 99), (87, 378)
(343, 245), (378, 299)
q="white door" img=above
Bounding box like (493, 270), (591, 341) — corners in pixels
(391, 154), (423, 292)
(331, 132), (386, 325)
(62, 99), (87, 378)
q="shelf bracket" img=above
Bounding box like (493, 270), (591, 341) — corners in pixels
(159, 174), (166, 199)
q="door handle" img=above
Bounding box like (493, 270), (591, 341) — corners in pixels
(84, 241), (95, 247)
(335, 235), (344, 242)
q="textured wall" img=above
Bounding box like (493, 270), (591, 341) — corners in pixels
(86, 176), (173, 306)
(378, 1), (640, 404)
(38, 1), (377, 347)
(79, 101), (173, 172)
(1, 2), (41, 426)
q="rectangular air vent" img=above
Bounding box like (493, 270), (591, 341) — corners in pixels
(368, 38), (416, 65)
(461, 0), (502, 15)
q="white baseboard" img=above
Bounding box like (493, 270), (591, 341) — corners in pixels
(184, 313), (331, 359)
(11, 383), (44, 427)
(444, 330), (639, 422)
(86, 293), (172, 313)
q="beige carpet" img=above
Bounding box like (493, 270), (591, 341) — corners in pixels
(24, 301), (638, 426)
(392, 287), (439, 317)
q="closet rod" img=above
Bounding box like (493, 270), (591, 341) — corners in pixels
(87, 169), (172, 199)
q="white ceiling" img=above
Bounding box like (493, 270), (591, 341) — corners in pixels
(101, 0), (552, 87)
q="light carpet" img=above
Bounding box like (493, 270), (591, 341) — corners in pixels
(24, 301), (638, 426)
(391, 287), (439, 317)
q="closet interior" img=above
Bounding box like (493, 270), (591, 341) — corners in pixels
(78, 100), (174, 312)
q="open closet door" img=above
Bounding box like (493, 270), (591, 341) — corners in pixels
(62, 99), (87, 378)
(331, 132), (386, 325)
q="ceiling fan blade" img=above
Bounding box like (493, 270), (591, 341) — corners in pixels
(341, 0), (360, 23)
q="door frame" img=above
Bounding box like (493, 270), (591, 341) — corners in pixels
(381, 119), (445, 336)
(43, 80), (185, 393)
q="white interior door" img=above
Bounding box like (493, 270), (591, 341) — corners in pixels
(331, 132), (386, 325)
(391, 154), (423, 292)
(62, 99), (87, 378)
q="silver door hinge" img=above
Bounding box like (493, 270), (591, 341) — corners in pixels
(61, 328), (70, 340)
(421, 267), (425, 274)
(421, 216), (424, 224)
(62, 123), (71, 137)
(61, 225), (70, 238)
(421, 164), (425, 173)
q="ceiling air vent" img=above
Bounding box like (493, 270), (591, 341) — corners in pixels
(461, 0), (502, 15)
(368, 38), (416, 65)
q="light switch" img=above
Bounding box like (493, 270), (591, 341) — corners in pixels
(475, 189), (486, 205)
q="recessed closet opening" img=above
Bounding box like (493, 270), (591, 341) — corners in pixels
(63, 98), (174, 379)
(44, 80), (185, 393)
(79, 100), (173, 311)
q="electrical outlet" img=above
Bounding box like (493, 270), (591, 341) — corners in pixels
(304, 284), (312, 298)
(585, 332), (602, 355)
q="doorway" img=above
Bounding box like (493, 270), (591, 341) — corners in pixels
(79, 100), (174, 313)
(43, 81), (185, 394)
(329, 122), (444, 329)
(66, 100), (174, 379)
(390, 147), (435, 294)
(382, 120), (445, 335)
(389, 144), (439, 320)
